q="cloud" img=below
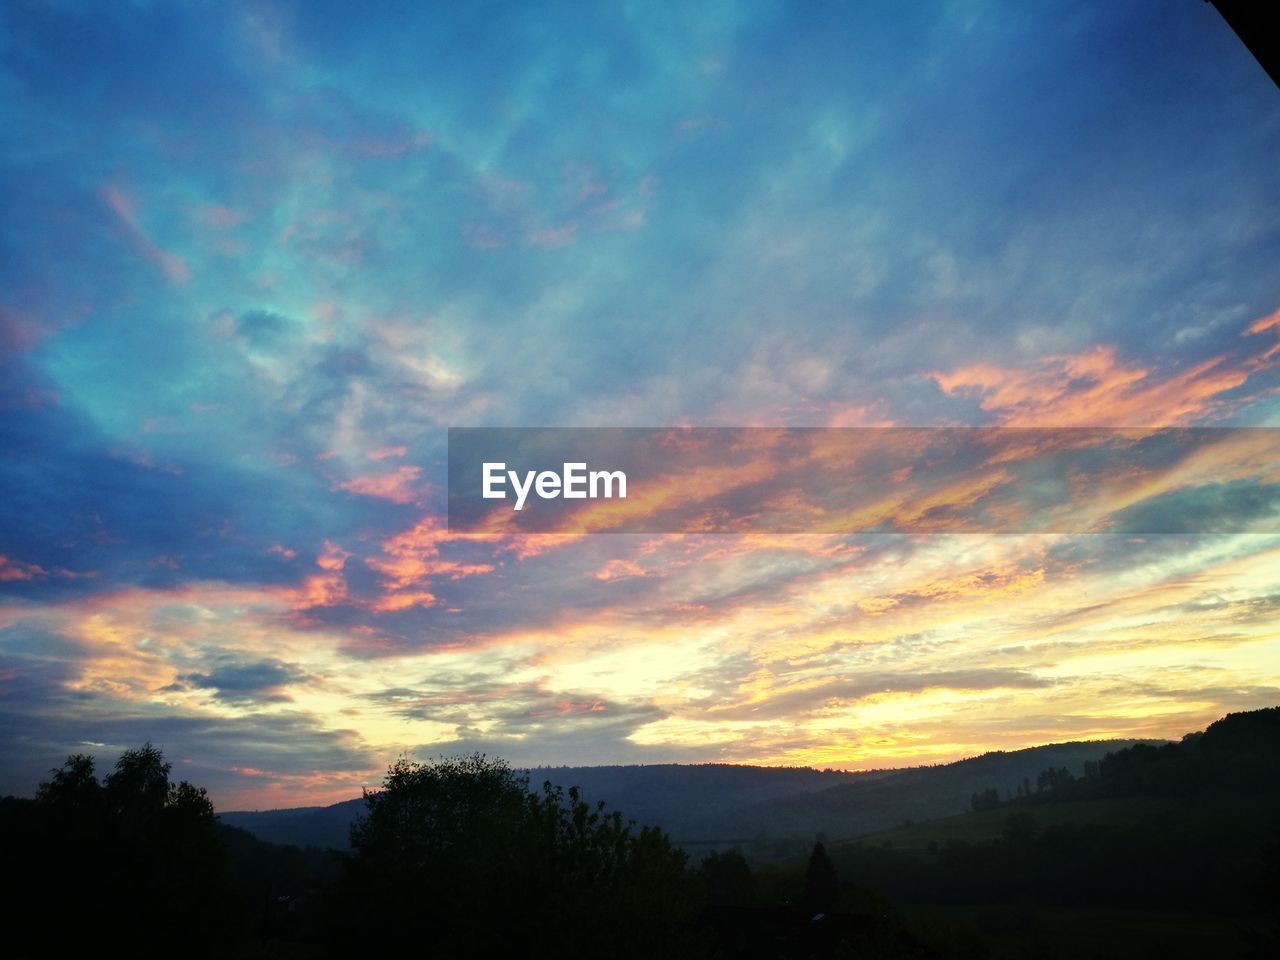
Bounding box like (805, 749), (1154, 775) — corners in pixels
(704, 669), (1055, 722)
(99, 185), (191, 283)
(335, 466), (425, 504)
(930, 329), (1272, 427)
(2, 0), (1278, 804)
(181, 657), (306, 704)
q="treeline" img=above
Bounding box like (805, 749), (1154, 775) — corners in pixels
(328, 754), (703, 958)
(0, 747), (932, 959)
(831, 709), (1280, 958)
(3, 709), (1277, 958)
(969, 707), (1280, 813)
(1, 748), (698, 958)
(3, 745), (243, 955)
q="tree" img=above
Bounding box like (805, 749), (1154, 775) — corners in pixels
(333, 753), (702, 958)
(35, 752), (100, 808)
(349, 752), (528, 868)
(106, 742), (174, 819)
(700, 848), (756, 905)
(804, 841), (841, 913)
(10, 744), (233, 957)
(970, 786), (1000, 811)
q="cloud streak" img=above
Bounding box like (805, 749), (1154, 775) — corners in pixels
(1, 0), (1277, 807)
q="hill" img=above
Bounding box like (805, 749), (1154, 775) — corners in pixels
(218, 799), (365, 851)
(220, 763), (860, 850)
(803, 708), (1280, 958)
(220, 738), (1153, 853)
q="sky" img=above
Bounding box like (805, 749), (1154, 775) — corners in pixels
(2, 0), (1278, 810)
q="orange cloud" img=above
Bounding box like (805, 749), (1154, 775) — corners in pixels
(594, 558), (646, 581)
(369, 590), (438, 613)
(335, 466), (424, 504)
(1246, 306), (1280, 364)
(930, 313), (1280, 426)
(363, 515), (494, 608)
(316, 540), (351, 571)
(294, 572), (347, 609)
(1247, 306), (1280, 335)
(284, 541), (352, 613)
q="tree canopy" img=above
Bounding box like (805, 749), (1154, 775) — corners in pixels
(8, 743), (234, 958)
(332, 752), (702, 958)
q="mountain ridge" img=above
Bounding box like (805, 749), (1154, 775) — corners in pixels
(220, 736), (1159, 852)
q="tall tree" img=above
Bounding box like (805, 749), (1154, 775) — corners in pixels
(10, 744), (233, 957)
(804, 841), (841, 913)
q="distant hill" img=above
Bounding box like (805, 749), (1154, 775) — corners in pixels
(850, 708), (1280, 852)
(672, 739), (1156, 846)
(220, 738), (1153, 852)
(809, 706), (1280, 947)
(219, 798), (365, 851)
(220, 764), (861, 850)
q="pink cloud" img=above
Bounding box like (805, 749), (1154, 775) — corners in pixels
(335, 466), (424, 504)
(195, 204), (245, 228)
(0, 554), (46, 581)
(285, 542), (351, 613)
(0, 304), (56, 353)
(0, 554), (89, 581)
(100, 184), (191, 282)
(528, 223), (578, 248)
(316, 540), (351, 571)
(594, 558), (646, 582)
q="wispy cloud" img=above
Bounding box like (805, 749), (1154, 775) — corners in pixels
(1, 0), (1277, 807)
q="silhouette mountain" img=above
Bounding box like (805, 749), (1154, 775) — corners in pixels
(221, 738), (1153, 852)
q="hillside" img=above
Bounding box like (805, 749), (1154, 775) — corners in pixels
(795, 709), (1280, 957)
(672, 740), (1154, 846)
(220, 763), (861, 850)
(221, 738), (1153, 852)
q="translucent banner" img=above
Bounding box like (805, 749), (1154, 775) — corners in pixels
(447, 427), (1280, 534)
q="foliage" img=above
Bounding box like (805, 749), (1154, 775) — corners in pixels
(804, 841), (841, 913)
(5, 743), (235, 958)
(699, 847), (756, 905)
(331, 753), (703, 958)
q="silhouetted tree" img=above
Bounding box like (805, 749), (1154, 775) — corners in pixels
(332, 753), (702, 958)
(803, 841), (840, 913)
(1036, 766), (1076, 794)
(8, 744), (234, 958)
(35, 752), (100, 808)
(970, 786), (1000, 811)
(700, 847), (756, 905)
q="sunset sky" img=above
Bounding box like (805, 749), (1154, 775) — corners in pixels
(2, 0), (1278, 810)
